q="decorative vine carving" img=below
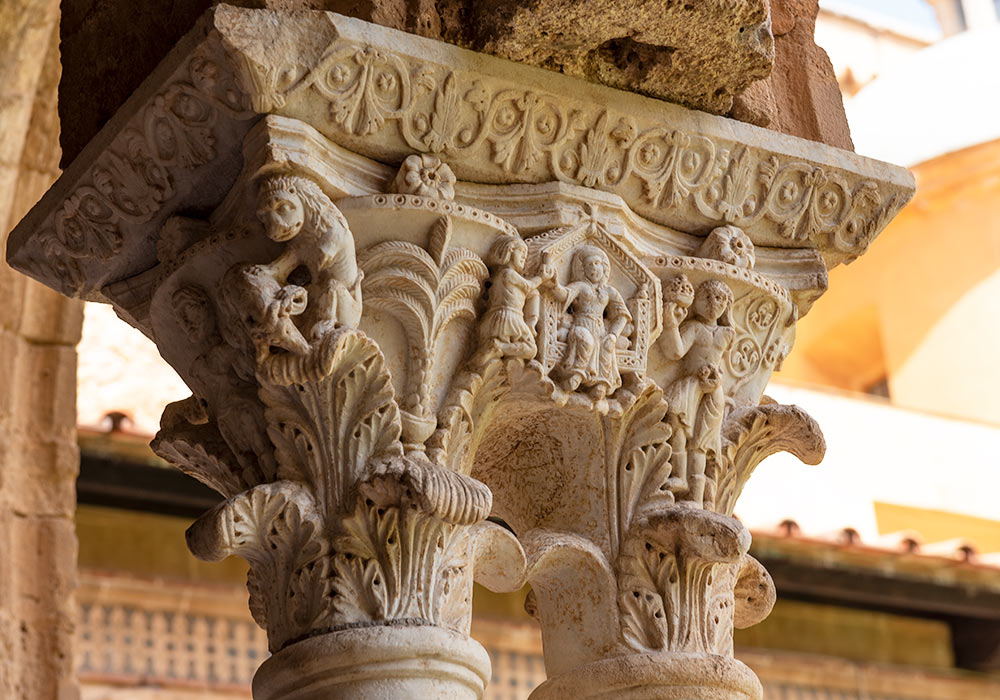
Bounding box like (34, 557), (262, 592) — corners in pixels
(249, 42), (911, 259)
(34, 52), (250, 294)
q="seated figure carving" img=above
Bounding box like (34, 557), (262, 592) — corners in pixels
(543, 245), (632, 400)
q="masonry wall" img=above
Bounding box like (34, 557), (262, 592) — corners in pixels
(0, 1), (83, 697)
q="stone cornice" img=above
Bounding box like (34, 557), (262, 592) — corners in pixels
(6, 5), (913, 302)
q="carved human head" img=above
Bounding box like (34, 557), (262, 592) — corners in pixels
(172, 285), (215, 343)
(571, 245), (610, 284)
(697, 225), (755, 269)
(489, 234), (529, 271)
(257, 176), (306, 243)
(693, 279), (733, 322)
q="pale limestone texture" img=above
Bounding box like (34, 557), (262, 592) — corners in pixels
(6, 7), (914, 699)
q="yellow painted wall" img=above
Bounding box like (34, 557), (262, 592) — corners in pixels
(76, 505), (247, 584)
(77, 505), (963, 670)
(777, 138), (1000, 424)
(735, 599), (954, 669)
(875, 502), (1000, 552)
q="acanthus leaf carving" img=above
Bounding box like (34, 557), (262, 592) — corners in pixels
(714, 400), (826, 516)
(261, 328), (404, 516)
(331, 456), (491, 634)
(186, 481), (332, 652)
(604, 381), (674, 562)
(151, 408), (249, 498)
(616, 508), (748, 656)
(149, 163), (509, 658)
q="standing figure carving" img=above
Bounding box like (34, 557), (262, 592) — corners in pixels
(544, 245), (632, 399)
(478, 234), (544, 362)
(659, 276), (735, 507)
(255, 174), (363, 338)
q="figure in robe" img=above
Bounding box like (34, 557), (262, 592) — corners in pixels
(544, 245), (631, 399)
(659, 277), (735, 508)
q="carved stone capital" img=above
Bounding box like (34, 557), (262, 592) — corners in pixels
(5, 8), (913, 699)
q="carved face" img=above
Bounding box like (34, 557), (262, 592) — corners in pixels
(257, 189), (304, 242)
(694, 281), (731, 322)
(172, 286), (214, 343)
(512, 245), (527, 270)
(583, 253), (608, 284)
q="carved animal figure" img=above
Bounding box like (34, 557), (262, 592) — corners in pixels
(168, 285), (278, 484)
(256, 174), (363, 338)
(221, 263), (310, 367)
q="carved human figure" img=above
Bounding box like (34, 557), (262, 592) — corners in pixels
(544, 245), (632, 399)
(256, 174), (363, 338)
(168, 285), (276, 484)
(659, 277), (735, 507)
(478, 234), (544, 362)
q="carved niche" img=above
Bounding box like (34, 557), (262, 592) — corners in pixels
(523, 214), (662, 405)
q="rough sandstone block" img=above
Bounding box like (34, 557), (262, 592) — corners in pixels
(458, 0), (773, 115)
(730, 0), (853, 151)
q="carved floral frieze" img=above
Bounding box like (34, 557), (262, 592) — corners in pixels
(220, 9), (911, 265)
(21, 48), (253, 297)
